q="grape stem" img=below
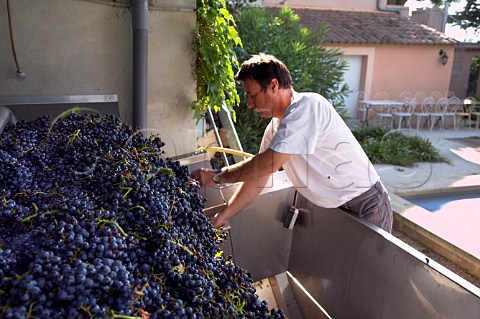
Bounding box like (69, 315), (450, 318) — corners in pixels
(25, 302), (36, 319)
(97, 219), (146, 241)
(67, 128), (81, 146)
(108, 310), (143, 319)
(97, 219), (128, 237)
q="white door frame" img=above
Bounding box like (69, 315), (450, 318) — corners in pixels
(328, 46), (376, 100)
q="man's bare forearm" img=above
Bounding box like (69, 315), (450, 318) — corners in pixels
(212, 176), (270, 227)
(219, 149), (289, 184)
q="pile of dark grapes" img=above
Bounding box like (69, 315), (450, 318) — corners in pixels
(0, 113), (286, 319)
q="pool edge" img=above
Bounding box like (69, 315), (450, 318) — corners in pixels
(391, 188), (480, 284)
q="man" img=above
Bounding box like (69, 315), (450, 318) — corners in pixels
(191, 53), (393, 233)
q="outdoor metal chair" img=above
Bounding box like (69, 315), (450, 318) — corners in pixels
(355, 91), (367, 124)
(373, 91), (393, 127)
(456, 97), (476, 129)
(472, 110), (480, 130)
(392, 98), (415, 130)
(413, 96), (434, 130)
(376, 105), (394, 127)
(444, 96), (461, 130)
(467, 97), (480, 130)
(430, 90), (444, 101)
(429, 97), (448, 130)
(414, 91), (428, 102)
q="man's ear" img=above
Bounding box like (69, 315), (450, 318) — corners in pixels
(271, 78), (279, 92)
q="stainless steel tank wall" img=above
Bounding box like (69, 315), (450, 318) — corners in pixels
(226, 175), (296, 281)
(288, 193), (480, 319)
(180, 157), (480, 319)
(0, 95), (119, 122)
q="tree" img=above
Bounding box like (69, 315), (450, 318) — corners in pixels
(467, 56), (479, 97)
(450, 0), (480, 32)
(233, 6), (350, 154)
(388, 0), (408, 5)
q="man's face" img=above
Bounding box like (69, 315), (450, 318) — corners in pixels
(243, 79), (277, 118)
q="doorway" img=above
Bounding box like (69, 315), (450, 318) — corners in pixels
(467, 55), (479, 97)
(341, 55), (363, 119)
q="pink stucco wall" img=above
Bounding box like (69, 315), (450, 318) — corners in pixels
(335, 44), (455, 101)
(263, 0), (410, 17)
(263, 0), (410, 15)
(263, 0), (379, 11)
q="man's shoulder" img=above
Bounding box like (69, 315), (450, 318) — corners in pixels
(293, 93), (334, 117)
(296, 91), (319, 99)
(295, 92), (330, 105)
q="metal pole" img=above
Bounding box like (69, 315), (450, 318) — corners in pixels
(442, 1), (450, 33)
(132, 0), (148, 131)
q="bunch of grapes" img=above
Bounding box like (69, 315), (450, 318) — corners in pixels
(0, 113), (286, 319)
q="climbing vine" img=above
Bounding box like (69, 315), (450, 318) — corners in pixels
(193, 0), (242, 122)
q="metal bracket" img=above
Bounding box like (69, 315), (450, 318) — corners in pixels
(284, 206), (299, 229)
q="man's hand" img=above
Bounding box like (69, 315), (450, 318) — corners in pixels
(210, 212), (229, 228)
(190, 167), (217, 187)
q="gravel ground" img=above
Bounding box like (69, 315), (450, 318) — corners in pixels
(392, 228), (480, 289)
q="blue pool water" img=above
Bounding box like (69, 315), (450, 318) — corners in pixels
(406, 192), (480, 213)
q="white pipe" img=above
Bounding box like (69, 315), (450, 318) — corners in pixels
(196, 146), (254, 159)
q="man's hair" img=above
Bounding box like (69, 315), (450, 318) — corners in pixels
(235, 53), (292, 92)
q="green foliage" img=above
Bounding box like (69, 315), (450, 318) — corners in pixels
(468, 56), (479, 83)
(455, 0), (480, 31)
(234, 118), (264, 155)
(427, 0), (445, 6)
(225, 0), (261, 15)
(352, 126), (447, 167)
(193, 0), (243, 123)
(233, 6), (350, 154)
(387, 0), (408, 5)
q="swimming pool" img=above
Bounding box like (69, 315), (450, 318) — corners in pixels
(405, 191), (480, 213)
(398, 187), (480, 278)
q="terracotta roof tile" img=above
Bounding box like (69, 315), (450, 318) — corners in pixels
(266, 7), (457, 45)
(457, 42), (480, 50)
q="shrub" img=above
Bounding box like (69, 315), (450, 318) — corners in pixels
(352, 126), (447, 166)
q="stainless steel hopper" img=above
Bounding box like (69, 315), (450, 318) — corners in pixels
(181, 155), (480, 319)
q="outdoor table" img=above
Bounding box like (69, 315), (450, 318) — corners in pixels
(358, 100), (405, 127)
